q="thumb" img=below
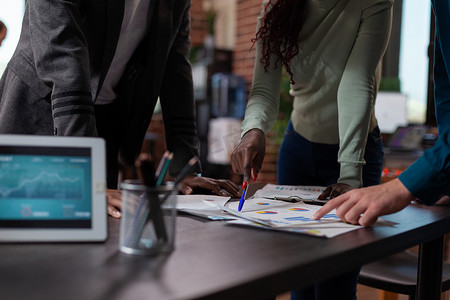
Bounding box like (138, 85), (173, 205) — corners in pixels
(180, 185), (193, 195)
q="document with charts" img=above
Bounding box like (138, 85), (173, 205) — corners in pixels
(221, 197), (362, 238)
(252, 184), (326, 201)
(175, 185), (394, 238)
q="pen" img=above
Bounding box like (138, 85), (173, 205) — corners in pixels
(155, 151), (169, 179)
(261, 196), (301, 203)
(155, 152), (173, 186)
(238, 181), (248, 211)
(261, 196), (328, 206)
(174, 157), (198, 185)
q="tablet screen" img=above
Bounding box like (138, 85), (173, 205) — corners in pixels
(0, 146), (92, 229)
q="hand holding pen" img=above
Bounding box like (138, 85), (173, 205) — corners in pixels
(231, 128), (265, 211)
(231, 128), (265, 184)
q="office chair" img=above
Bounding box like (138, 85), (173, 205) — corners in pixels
(358, 250), (450, 300)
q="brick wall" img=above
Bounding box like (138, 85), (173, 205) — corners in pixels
(190, 0), (208, 47)
(233, 0), (261, 93)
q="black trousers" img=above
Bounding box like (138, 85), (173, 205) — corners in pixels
(94, 101), (127, 189)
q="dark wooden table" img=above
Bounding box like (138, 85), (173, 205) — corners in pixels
(1, 203), (450, 300)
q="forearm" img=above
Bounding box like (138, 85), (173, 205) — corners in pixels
(337, 5), (392, 187)
(241, 50), (282, 138)
(160, 4), (201, 176)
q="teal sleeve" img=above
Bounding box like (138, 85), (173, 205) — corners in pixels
(398, 130), (450, 204)
(398, 0), (450, 203)
(337, 5), (393, 187)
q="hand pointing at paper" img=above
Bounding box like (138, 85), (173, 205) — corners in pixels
(312, 179), (415, 227)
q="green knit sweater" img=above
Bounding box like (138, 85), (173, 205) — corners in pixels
(241, 0), (394, 187)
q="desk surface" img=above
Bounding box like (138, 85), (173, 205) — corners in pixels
(2, 203), (450, 300)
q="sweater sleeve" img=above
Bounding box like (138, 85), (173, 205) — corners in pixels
(240, 4), (282, 139)
(336, 2), (393, 187)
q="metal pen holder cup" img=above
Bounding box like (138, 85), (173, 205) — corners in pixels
(119, 180), (178, 255)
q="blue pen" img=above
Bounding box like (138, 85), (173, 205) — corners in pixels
(238, 181), (248, 211)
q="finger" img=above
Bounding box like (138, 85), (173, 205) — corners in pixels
(242, 147), (260, 183)
(253, 152), (264, 176)
(214, 189), (228, 196)
(242, 161), (251, 183)
(107, 197), (123, 210)
(231, 150), (240, 175)
(180, 184), (193, 195)
(107, 205), (122, 218)
(334, 195), (361, 220)
(317, 186), (333, 200)
(252, 169), (259, 182)
(330, 185), (345, 199)
(191, 179), (226, 196)
(107, 192), (122, 198)
(356, 202), (385, 227)
(180, 182), (192, 195)
(208, 182), (228, 196)
(358, 211), (379, 227)
(218, 181), (240, 197)
(340, 203), (367, 225)
(312, 194), (349, 219)
(233, 148), (246, 175)
(333, 186), (353, 198)
(217, 179), (239, 192)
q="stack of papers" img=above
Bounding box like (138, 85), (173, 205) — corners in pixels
(221, 198), (359, 238)
(175, 184), (393, 238)
(176, 195), (236, 221)
(253, 183), (325, 200)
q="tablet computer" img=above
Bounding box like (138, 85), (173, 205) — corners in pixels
(0, 135), (107, 242)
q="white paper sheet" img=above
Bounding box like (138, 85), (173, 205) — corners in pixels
(176, 195), (237, 220)
(219, 197), (361, 238)
(226, 219), (360, 238)
(175, 187), (395, 238)
(254, 184), (326, 200)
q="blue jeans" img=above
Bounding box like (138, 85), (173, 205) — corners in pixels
(278, 121), (383, 187)
(277, 121), (384, 300)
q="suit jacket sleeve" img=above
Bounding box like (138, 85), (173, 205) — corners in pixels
(159, 4), (201, 177)
(27, 0), (97, 136)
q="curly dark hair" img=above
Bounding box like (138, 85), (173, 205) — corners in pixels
(252, 0), (307, 84)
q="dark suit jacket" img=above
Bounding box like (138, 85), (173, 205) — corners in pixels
(0, 0), (200, 179)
